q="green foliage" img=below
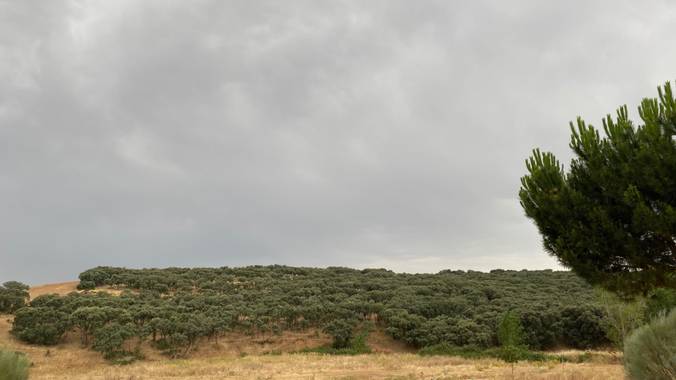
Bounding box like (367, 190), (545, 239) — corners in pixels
(92, 323), (138, 362)
(418, 343), (553, 362)
(323, 319), (356, 349)
(558, 306), (608, 349)
(497, 311), (523, 347)
(623, 308), (676, 380)
(520, 81), (676, 295)
(596, 289), (645, 349)
(498, 345), (531, 364)
(11, 307), (70, 345)
(13, 266), (614, 360)
(0, 282), (29, 314)
(78, 268), (113, 289)
(309, 321), (372, 354)
(519, 310), (558, 350)
(0, 349), (29, 380)
(497, 311), (527, 364)
(77, 280), (96, 290)
(71, 306), (126, 345)
(644, 288), (676, 321)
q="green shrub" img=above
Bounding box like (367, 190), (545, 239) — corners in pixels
(418, 343), (551, 362)
(323, 319), (356, 349)
(624, 308), (676, 380)
(498, 311), (524, 347)
(302, 323), (372, 355)
(644, 288), (676, 321)
(0, 349), (29, 380)
(77, 280), (96, 290)
(92, 323), (137, 361)
(0, 282), (29, 314)
(11, 307), (70, 345)
(559, 305), (608, 348)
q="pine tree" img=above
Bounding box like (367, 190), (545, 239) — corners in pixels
(520, 82), (676, 296)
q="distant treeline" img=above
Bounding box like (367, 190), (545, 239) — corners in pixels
(11, 266), (612, 360)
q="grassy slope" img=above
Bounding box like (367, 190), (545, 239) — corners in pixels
(0, 282), (624, 379)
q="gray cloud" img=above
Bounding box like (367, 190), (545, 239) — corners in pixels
(1, 0), (675, 283)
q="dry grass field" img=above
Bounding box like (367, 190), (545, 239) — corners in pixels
(0, 282), (625, 379)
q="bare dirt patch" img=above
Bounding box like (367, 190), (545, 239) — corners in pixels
(29, 281), (79, 299)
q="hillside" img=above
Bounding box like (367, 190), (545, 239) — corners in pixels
(0, 266), (628, 379)
(15, 267), (611, 351)
(0, 308), (622, 379)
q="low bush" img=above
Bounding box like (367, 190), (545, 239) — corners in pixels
(624, 308), (676, 380)
(644, 288), (676, 320)
(301, 325), (372, 355)
(11, 307), (70, 345)
(418, 343), (571, 363)
(0, 349), (29, 380)
(92, 323), (138, 361)
(0, 282), (29, 314)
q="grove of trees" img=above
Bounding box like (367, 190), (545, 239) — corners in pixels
(8, 266), (617, 360)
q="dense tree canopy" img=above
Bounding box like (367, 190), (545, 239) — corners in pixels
(520, 82), (676, 295)
(11, 265), (612, 360)
(0, 281), (29, 313)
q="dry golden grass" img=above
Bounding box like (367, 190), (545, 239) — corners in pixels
(0, 282), (625, 379)
(29, 281), (125, 299)
(29, 281), (80, 299)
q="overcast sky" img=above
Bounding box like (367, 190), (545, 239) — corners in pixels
(1, 1), (675, 284)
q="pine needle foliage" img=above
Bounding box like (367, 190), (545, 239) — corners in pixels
(520, 82), (676, 296)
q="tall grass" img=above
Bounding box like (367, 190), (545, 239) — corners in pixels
(624, 308), (676, 380)
(0, 349), (29, 380)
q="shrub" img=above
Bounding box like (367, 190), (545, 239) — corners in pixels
(418, 343), (550, 362)
(644, 288), (676, 321)
(0, 282), (29, 314)
(323, 319), (356, 349)
(597, 289), (645, 349)
(303, 322), (372, 355)
(92, 323), (137, 360)
(497, 311), (524, 347)
(77, 280), (96, 290)
(11, 307), (70, 345)
(0, 349), (29, 380)
(624, 308), (676, 380)
(559, 305), (608, 348)
(520, 310), (559, 350)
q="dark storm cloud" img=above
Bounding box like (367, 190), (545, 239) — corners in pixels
(1, 0), (675, 283)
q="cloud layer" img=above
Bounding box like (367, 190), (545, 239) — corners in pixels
(2, 0), (675, 283)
